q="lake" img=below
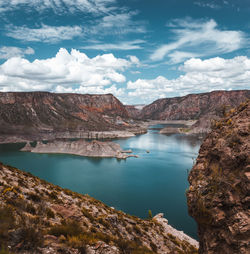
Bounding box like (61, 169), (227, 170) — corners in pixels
(0, 124), (201, 239)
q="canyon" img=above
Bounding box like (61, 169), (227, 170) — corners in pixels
(0, 90), (249, 144)
(0, 90), (249, 253)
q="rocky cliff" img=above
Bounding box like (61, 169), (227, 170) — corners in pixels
(0, 92), (143, 143)
(0, 162), (198, 254)
(186, 101), (250, 253)
(139, 90), (250, 123)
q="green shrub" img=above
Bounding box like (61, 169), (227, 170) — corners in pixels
(148, 210), (152, 219)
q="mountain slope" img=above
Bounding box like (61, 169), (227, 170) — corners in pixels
(140, 90), (250, 120)
(0, 92), (138, 142)
(186, 101), (250, 253)
(0, 162), (198, 254)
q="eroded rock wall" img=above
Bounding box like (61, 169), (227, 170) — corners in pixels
(187, 101), (250, 253)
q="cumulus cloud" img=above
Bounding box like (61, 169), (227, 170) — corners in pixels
(0, 0), (116, 14)
(81, 40), (145, 51)
(0, 48), (137, 95)
(127, 56), (250, 103)
(150, 18), (246, 63)
(6, 24), (83, 43)
(0, 46), (34, 59)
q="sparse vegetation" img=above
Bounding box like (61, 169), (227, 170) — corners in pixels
(0, 161), (198, 253)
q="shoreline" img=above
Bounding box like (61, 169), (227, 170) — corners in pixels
(20, 139), (138, 159)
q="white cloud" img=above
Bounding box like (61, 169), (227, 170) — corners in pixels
(127, 56), (250, 103)
(0, 46), (34, 59)
(194, 1), (220, 9)
(55, 84), (125, 98)
(0, 48), (137, 93)
(88, 12), (146, 35)
(0, 0), (116, 14)
(150, 19), (246, 63)
(167, 51), (199, 64)
(6, 24), (83, 43)
(81, 40), (145, 51)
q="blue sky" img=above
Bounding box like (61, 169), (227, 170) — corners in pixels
(0, 0), (249, 104)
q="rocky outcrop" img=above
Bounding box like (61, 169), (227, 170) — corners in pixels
(140, 90), (250, 133)
(186, 101), (250, 253)
(0, 162), (198, 254)
(21, 139), (137, 159)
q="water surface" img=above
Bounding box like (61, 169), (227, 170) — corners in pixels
(0, 126), (201, 239)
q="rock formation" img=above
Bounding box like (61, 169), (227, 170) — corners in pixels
(0, 92), (146, 143)
(21, 139), (137, 159)
(139, 90), (250, 133)
(0, 90), (249, 143)
(186, 101), (250, 253)
(0, 162), (198, 253)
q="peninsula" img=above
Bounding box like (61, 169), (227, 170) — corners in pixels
(21, 139), (137, 159)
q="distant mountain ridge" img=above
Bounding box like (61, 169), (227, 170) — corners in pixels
(0, 90), (249, 142)
(138, 90), (250, 120)
(0, 92), (132, 141)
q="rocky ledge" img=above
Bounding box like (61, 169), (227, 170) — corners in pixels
(21, 139), (137, 159)
(0, 162), (198, 254)
(0, 128), (147, 144)
(186, 100), (250, 253)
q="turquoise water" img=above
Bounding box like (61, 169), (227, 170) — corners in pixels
(0, 126), (201, 239)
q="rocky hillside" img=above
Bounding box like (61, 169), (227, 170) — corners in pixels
(186, 101), (250, 253)
(0, 162), (198, 254)
(139, 90), (250, 121)
(0, 92), (141, 142)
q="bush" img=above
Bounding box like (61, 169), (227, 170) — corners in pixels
(48, 220), (82, 237)
(16, 227), (44, 250)
(28, 193), (41, 202)
(46, 208), (55, 219)
(0, 206), (15, 244)
(148, 210), (152, 219)
(25, 203), (36, 215)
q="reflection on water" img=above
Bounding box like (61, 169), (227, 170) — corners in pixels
(0, 126), (201, 239)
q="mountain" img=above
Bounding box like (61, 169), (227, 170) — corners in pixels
(0, 161), (198, 254)
(186, 101), (250, 253)
(0, 92), (145, 143)
(139, 90), (250, 120)
(1, 90), (249, 143)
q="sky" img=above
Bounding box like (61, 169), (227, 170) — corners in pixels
(0, 0), (249, 104)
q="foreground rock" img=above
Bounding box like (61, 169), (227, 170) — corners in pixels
(21, 139), (137, 159)
(186, 101), (250, 253)
(0, 162), (198, 253)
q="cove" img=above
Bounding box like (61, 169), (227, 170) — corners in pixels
(0, 125), (201, 239)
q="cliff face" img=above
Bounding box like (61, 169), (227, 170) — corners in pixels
(0, 92), (131, 141)
(186, 101), (250, 253)
(0, 162), (198, 254)
(140, 90), (250, 121)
